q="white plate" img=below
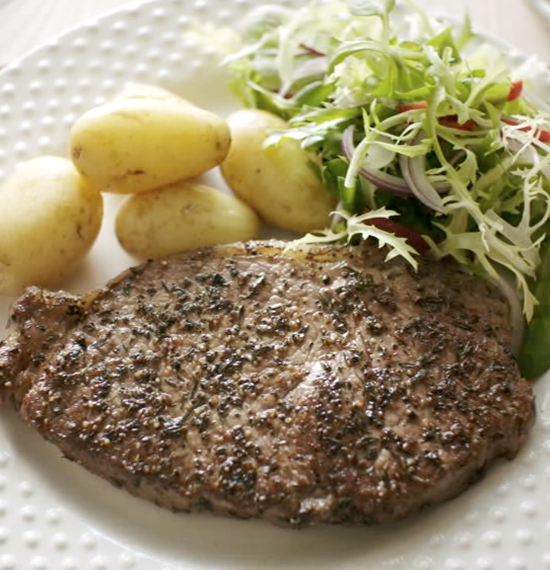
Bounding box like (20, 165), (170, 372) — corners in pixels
(0, 1), (550, 569)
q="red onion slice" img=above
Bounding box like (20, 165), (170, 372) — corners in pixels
(399, 152), (445, 213)
(279, 56), (328, 98)
(342, 126), (413, 196)
(342, 125), (450, 199)
(292, 56), (327, 82)
(299, 44), (326, 57)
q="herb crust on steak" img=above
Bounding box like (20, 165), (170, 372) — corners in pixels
(0, 241), (534, 527)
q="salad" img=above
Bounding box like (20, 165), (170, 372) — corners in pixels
(202, 0), (550, 378)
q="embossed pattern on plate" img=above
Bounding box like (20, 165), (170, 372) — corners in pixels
(0, 1), (549, 569)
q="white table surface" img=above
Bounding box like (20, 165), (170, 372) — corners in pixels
(0, 0), (550, 67)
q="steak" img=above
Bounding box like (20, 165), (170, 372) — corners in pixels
(0, 241), (534, 527)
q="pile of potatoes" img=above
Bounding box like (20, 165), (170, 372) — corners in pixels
(0, 84), (336, 295)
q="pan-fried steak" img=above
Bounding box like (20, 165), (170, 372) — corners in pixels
(0, 241), (534, 527)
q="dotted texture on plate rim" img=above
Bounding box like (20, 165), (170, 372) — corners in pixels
(0, 0), (549, 569)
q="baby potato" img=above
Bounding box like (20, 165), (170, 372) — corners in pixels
(220, 109), (337, 233)
(115, 181), (260, 259)
(0, 156), (103, 295)
(69, 97), (231, 194)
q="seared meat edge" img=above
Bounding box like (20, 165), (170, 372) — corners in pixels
(0, 241), (535, 527)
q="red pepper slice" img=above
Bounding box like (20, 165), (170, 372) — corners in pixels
(438, 115), (476, 131)
(397, 101), (429, 112)
(395, 103), (477, 131)
(396, 82), (522, 117)
(502, 117), (550, 143)
(363, 216), (430, 254)
(507, 80), (523, 102)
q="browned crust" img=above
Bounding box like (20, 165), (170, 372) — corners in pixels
(0, 241), (534, 527)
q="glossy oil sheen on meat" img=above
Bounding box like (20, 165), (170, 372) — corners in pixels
(0, 241), (534, 527)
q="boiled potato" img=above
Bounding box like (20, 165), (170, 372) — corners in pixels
(0, 156), (103, 295)
(220, 109), (337, 233)
(69, 96), (231, 194)
(116, 181), (260, 259)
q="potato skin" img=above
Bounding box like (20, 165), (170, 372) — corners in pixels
(0, 156), (103, 295)
(69, 97), (231, 194)
(220, 109), (336, 233)
(115, 181), (260, 259)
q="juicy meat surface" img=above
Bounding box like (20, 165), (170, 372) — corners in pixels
(0, 241), (534, 527)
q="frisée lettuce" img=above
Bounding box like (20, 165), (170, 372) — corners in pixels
(201, 0), (550, 377)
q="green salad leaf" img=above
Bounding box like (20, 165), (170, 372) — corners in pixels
(348, 0), (395, 18)
(200, 0), (550, 378)
(518, 239), (550, 378)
